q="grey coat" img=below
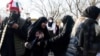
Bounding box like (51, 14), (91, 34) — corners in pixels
(66, 21), (100, 56)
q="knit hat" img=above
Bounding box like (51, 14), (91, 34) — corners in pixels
(6, 0), (23, 12)
(82, 6), (100, 19)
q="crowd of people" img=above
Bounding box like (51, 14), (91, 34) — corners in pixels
(0, 1), (100, 56)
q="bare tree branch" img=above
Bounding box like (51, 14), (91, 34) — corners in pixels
(48, 0), (53, 14)
(30, 0), (97, 19)
(39, 0), (48, 17)
(96, 0), (100, 4)
(32, 2), (45, 16)
(76, 0), (82, 13)
(65, 0), (77, 16)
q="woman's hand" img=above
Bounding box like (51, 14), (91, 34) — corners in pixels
(12, 23), (19, 29)
(35, 31), (44, 39)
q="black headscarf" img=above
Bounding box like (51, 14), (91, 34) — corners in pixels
(27, 17), (49, 41)
(34, 17), (48, 29)
(62, 15), (74, 25)
(82, 6), (100, 19)
(28, 17), (48, 33)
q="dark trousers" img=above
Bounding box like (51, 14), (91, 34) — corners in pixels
(22, 48), (32, 56)
(32, 50), (48, 56)
(53, 52), (66, 56)
(23, 48), (48, 56)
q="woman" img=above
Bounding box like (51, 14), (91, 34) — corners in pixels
(24, 17), (50, 56)
(66, 6), (100, 56)
(49, 15), (74, 56)
(47, 17), (57, 37)
(20, 17), (32, 40)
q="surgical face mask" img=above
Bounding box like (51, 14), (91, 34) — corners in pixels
(49, 19), (53, 22)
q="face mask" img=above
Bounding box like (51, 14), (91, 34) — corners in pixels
(10, 12), (20, 19)
(49, 19), (52, 22)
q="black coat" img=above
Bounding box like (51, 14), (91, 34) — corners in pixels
(26, 17), (50, 56)
(0, 17), (25, 56)
(49, 15), (74, 54)
(20, 19), (32, 41)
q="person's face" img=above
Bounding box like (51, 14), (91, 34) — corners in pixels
(41, 22), (47, 29)
(10, 10), (19, 14)
(10, 10), (20, 19)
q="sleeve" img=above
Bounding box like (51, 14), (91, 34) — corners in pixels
(49, 24), (66, 41)
(27, 30), (36, 42)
